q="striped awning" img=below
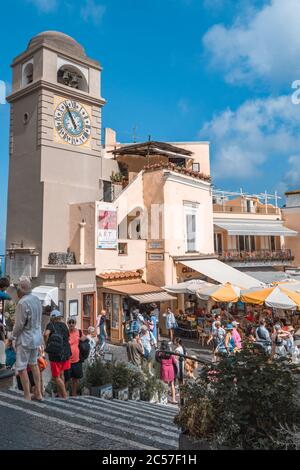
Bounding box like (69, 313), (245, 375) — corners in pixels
(214, 219), (298, 236)
(129, 292), (177, 304)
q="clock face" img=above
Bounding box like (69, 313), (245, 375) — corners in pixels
(54, 100), (91, 146)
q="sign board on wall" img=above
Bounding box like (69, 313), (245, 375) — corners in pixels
(148, 241), (164, 249)
(97, 203), (118, 249)
(148, 253), (164, 261)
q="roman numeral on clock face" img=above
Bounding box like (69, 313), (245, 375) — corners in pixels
(54, 99), (92, 145)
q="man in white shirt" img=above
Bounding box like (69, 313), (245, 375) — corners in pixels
(12, 278), (43, 401)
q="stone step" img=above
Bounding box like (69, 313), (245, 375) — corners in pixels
(51, 396), (178, 433)
(0, 390), (179, 450)
(71, 395), (178, 421)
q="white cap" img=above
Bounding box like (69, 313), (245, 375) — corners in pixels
(50, 309), (62, 319)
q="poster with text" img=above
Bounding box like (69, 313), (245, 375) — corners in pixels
(97, 203), (118, 249)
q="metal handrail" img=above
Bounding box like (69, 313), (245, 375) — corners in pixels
(156, 349), (210, 406)
(156, 349), (209, 365)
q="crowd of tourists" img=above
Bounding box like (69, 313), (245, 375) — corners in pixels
(3, 273), (297, 406)
(126, 305), (197, 404)
(0, 277), (108, 400)
(206, 307), (300, 362)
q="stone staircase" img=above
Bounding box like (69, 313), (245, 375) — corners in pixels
(0, 389), (180, 450)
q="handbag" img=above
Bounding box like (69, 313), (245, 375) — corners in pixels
(38, 356), (48, 372)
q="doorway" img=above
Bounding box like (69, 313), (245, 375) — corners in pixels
(81, 293), (96, 334)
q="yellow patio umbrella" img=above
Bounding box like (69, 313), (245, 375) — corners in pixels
(197, 282), (241, 303)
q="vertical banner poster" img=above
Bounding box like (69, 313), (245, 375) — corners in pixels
(97, 203), (117, 249)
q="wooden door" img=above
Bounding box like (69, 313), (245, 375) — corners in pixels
(110, 294), (122, 343)
(82, 293), (96, 334)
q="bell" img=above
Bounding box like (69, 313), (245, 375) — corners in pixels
(70, 74), (79, 88)
(62, 70), (71, 85)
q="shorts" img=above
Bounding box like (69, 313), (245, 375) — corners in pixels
(15, 345), (39, 372)
(64, 361), (83, 381)
(50, 359), (71, 378)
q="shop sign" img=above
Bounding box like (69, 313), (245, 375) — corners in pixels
(148, 241), (163, 249)
(148, 253), (164, 261)
(97, 203), (117, 249)
(181, 266), (196, 274)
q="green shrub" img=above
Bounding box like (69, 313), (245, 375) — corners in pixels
(112, 361), (130, 390)
(127, 363), (146, 392)
(84, 358), (113, 388)
(141, 370), (168, 402)
(175, 342), (300, 449)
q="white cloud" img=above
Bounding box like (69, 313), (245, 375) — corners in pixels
(28, 0), (58, 12)
(283, 155), (300, 189)
(200, 95), (300, 188)
(203, 0), (300, 86)
(80, 0), (106, 25)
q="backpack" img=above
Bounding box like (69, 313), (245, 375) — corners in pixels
(6, 347), (16, 368)
(79, 329), (90, 362)
(45, 323), (64, 358)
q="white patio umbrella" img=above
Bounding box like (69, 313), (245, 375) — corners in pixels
(196, 282), (241, 303)
(163, 279), (213, 294)
(241, 285), (300, 310)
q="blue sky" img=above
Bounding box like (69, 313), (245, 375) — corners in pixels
(1, 0), (300, 254)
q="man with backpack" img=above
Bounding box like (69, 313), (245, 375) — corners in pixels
(44, 310), (71, 399)
(64, 317), (89, 397)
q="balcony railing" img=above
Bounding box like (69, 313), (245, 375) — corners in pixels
(213, 204), (280, 215)
(218, 249), (294, 263)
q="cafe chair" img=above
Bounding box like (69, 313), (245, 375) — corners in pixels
(197, 325), (208, 347)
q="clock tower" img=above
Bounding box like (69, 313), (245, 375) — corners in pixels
(6, 32), (116, 315)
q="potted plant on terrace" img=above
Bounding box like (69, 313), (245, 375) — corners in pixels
(141, 369), (168, 404)
(84, 358), (113, 399)
(112, 361), (130, 400)
(127, 363), (146, 401)
(110, 171), (124, 184)
(175, 343), (300, 450)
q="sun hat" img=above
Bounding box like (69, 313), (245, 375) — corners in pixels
(226, 323), (233, 330)
(50, 309), (62, 318)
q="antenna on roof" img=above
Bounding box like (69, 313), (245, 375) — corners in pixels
(132, 126), (137, 143)
(147, 135), (151, 165)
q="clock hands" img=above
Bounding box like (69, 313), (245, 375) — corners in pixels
(65, 104), (77, 130)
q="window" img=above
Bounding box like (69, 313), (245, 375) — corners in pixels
(112, 295), (120, 329)
(270, 236), (276, 251)
(184, 203), (199, 252)
(186, 213), (196, 251)
(192, 163), (200, 172)
(22, 61), (33, 87)
(214, 233), (223, 255)
(118, 243), (128, 255)
(237, 235), (256, 252)
(103, 180), (113, 202)
(238, 235), (245, 251)
(82, 293), (95, 334)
